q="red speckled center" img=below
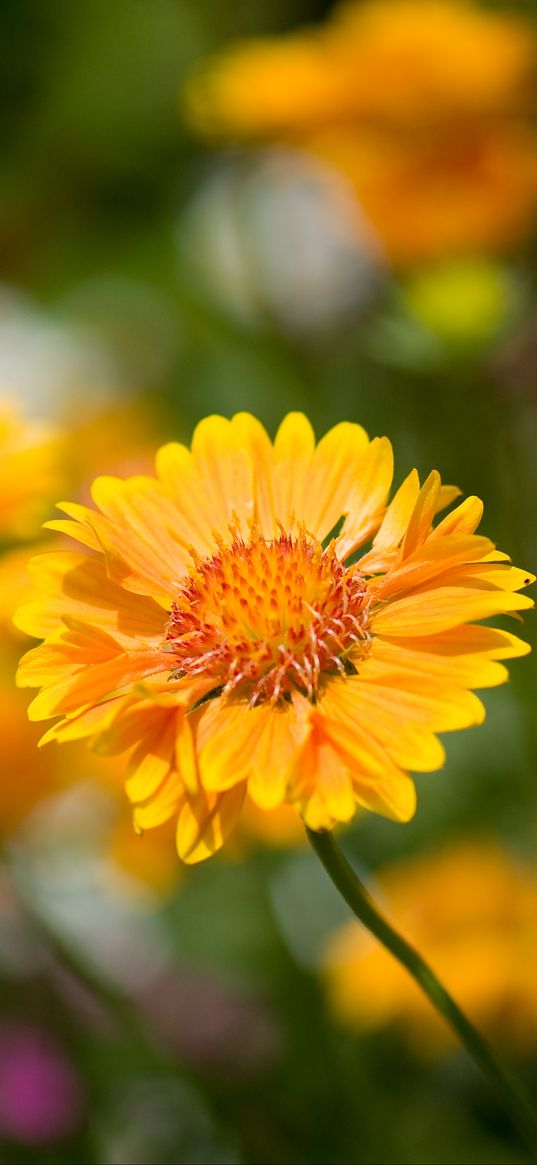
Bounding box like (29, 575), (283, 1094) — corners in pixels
(165, 529), (371, 704)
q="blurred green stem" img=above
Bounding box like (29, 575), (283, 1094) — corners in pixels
(307, 827), (537, 1162)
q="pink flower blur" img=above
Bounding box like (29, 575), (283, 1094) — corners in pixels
(0, 1023), (84, 1145)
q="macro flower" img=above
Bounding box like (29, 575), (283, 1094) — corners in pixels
(321, 840), (537, 1053)
(15, 413), (533, 862)
(184, 0), (537, 264)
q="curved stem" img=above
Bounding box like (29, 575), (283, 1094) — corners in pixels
(306, 827), (537, 1162)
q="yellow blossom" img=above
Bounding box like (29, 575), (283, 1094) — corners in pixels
(15, 412), (533, 863)
(322, 841), (537, 1053)
(401, 258), (512, 346)
(185, 0), (537, 264)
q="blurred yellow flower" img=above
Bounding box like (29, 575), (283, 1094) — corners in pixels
(401, 257), (512, 346)
(0, 545), (46, 640)
(0, 403), (62, 544)
(15, 413), (533, 863)
(185, 0), (537, 264)
(322, 841), (537, 1053)
(59, 399), (158, 502)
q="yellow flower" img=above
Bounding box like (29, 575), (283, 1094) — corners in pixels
(184, 0), (537, 264)
(0, 403), (62, 543)
(15, 413), (533, 863)
(321, 841), (537, 1053)
(401, 258), (512, 346)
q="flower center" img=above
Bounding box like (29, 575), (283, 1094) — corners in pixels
(165, 528), (371, 704)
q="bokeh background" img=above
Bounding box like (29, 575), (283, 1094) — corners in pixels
(2, 1), (537, 1162)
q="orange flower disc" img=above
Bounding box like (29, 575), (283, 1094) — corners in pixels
(166, 528), (370, 703)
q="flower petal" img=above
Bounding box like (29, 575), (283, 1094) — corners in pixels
(89, 475), (193, 597)
(126, 710), (179, 802)
(430, 495), (483, 538)
(231, 412), (277, 535)
(271, 412), (316, 528)
(369, 635), (509, 690)
(133, 772), (184, 830)
(291, 731), (356, 830)
(19, 625), (169, 721)
(37, 696), (125, 747)
(373, 585), (533, 637)
(319, 677), (446, 772)
(300, 421), (370, 541)
(371, 533), (495, 601)
(358, 469), (420, 572)
(198, 696), (310, 808)
(401, 470), (441, 558)
(176, 784), (246, 863)
(190, 415), (255, 531)
(322, 672), (485, 734)
(14, 552), (166, 644)
(295, 713), (416, 825)
(335, 437), (394, 559)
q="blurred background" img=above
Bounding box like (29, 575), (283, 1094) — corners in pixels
(2, 1), (537, 1161)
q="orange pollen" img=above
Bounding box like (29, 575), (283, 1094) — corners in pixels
(165, 529), (371, 704)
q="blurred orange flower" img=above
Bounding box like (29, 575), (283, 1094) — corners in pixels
(15, 413), (533, 863)
(322, 840), (537, 1053)
(185, 0), (537, 264)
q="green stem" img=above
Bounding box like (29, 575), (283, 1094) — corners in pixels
(306, 827), (537, 1162)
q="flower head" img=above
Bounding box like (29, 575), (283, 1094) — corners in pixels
(165, 525), (370, 704)
(16, 413), (533, 862)
(184, 0), (537, 264)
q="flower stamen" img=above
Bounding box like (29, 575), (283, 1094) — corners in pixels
(165, 528), (371, 705)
